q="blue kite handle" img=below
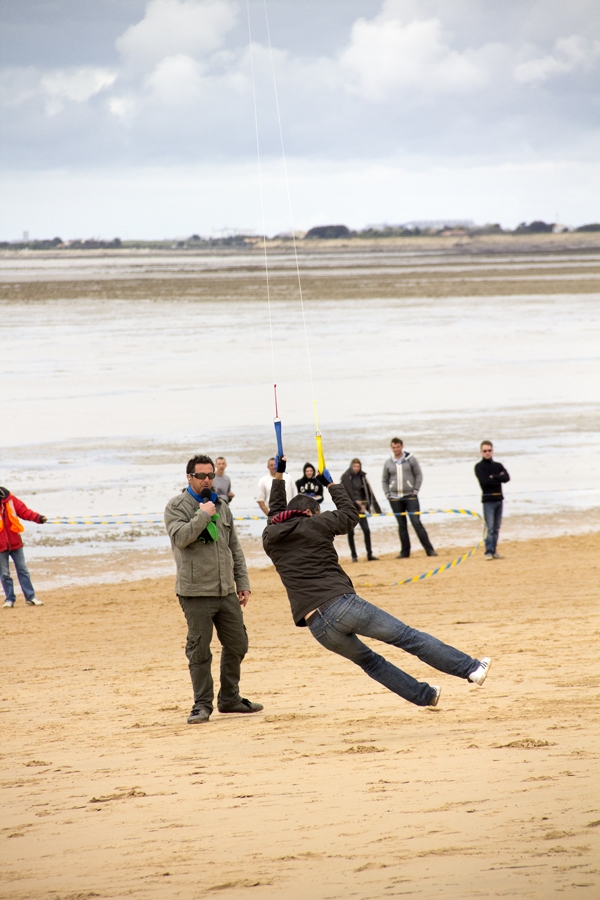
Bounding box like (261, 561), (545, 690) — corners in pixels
(274, 418), (284, 459)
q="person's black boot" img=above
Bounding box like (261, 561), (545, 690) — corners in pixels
(187, 706), (211, 724)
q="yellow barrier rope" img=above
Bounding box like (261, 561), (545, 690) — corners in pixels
(356, 508), (486, 586)
(46, 508), (484, 585)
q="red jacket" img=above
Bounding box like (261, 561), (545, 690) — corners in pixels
(0, 489), (43, 552)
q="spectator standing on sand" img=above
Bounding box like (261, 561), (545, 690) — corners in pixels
(340, 459), (381, 562)
(0, 486), (46, 608)
(262, 459), (491, 709)
(382, 438), (437, 559)
(213, 456), (234, 504)
(164, 455), (263, 724)
(474, 441), (510, 560)
(256, 457), (295, 516)
(295, 463), (324, 504)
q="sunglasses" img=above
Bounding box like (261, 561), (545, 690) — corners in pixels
(190, 471), (215, 480)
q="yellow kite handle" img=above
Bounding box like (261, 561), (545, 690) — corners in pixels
(316, 432), (326, 474)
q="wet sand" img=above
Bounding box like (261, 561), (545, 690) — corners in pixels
(2, 532), (599, 899)
(2, 232), (600, 302)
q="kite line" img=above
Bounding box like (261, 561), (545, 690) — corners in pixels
(247, 0), (326, 471)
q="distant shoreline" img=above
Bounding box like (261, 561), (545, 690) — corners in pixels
(2, 230), (600, 260)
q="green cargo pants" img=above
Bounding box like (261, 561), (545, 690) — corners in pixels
(178, 593), (248, 713)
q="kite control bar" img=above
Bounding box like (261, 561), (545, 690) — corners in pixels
(273, 384), (285, 469)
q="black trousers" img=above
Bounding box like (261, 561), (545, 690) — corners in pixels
(178, 593), (248, 712)
(348, 516), (373, 559)
(390, 497), (434, 556)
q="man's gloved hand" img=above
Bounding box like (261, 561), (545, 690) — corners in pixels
(316, 468), (333, 487)
(275, 455), (286, 473)
(39, 516), (47, 524)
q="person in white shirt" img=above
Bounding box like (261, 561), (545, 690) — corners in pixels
(256, 458), (295, 516)
(213, 456), (234, 504)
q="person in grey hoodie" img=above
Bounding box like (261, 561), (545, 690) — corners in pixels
(164, 454), (263, 725)
(382, 438), (437, 559)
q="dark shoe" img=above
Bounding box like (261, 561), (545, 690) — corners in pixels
(367, 554), (379, 561)
(187, 707), (211, 724)
(397, 552), (410, 559)
(219, 698), (263, 714)
(351, 556), (358, 562)
(427, 551), (438, 557)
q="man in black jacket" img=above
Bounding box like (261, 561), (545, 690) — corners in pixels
(262, 459), (491, 708)
(474, 441), (510, 560)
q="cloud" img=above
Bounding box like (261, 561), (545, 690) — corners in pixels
(515, 35), (600, 83)
(40, 67), (117, 115)
(0, 0), (599, 170)
(339, 4), (485, 100)
(144, 53), (204, 104)
(116, 0), (238, 70)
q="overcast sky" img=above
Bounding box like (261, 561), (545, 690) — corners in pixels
(1, 0), (599, 239)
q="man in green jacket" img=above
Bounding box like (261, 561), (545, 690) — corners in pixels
(164, 454), (263, 724)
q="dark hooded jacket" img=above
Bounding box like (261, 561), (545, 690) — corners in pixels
(262, 479), (359, 626)
(340, 467), (382, 515)
(295, 463), (324, 503)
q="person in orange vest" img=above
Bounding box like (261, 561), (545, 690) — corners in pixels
(0, 487), (47, 608)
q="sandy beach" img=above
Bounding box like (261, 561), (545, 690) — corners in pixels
(2, 532), (599, 899)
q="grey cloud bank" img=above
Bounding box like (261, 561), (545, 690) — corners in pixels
(1, 0), (599, 238)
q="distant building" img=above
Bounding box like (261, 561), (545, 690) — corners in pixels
(403, 219), (475, 230)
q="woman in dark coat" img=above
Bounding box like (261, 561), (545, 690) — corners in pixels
(340, 459), (381, 562)
(295, 463), (324, 504)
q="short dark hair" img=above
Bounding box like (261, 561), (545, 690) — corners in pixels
(480, 440), (493, 449)
(186, 454), (215, 475)
(391, 437), (403, 445)
(287, 494), (320, 513)
(215, 456), (226, 462)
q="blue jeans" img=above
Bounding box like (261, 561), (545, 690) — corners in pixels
(308, 593), (479, 706)
(483, 500), (503, 554)
(0, 548), (36, 603)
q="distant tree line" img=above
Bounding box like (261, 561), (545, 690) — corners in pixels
(304, 221), (600, 239)
(0, 237), (122, 250)
(2, 222), (599, 250)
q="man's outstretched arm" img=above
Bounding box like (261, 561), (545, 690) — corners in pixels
(268, 471), (289, 518)
(314, 478), (360, 535)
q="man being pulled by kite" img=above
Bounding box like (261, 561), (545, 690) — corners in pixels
(262, 457), (491, 708)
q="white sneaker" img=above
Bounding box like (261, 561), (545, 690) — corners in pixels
(428, 686), (441, 707)
(493, 553), (504, 559)
(25, 596), (44, 606)
(468, 657), (491, 686)
(3, 600), (14, 608)
(484, 553), (493, 560)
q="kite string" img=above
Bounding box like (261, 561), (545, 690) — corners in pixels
(246, 0), (277, 403)
(262, 0), (317, 422)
